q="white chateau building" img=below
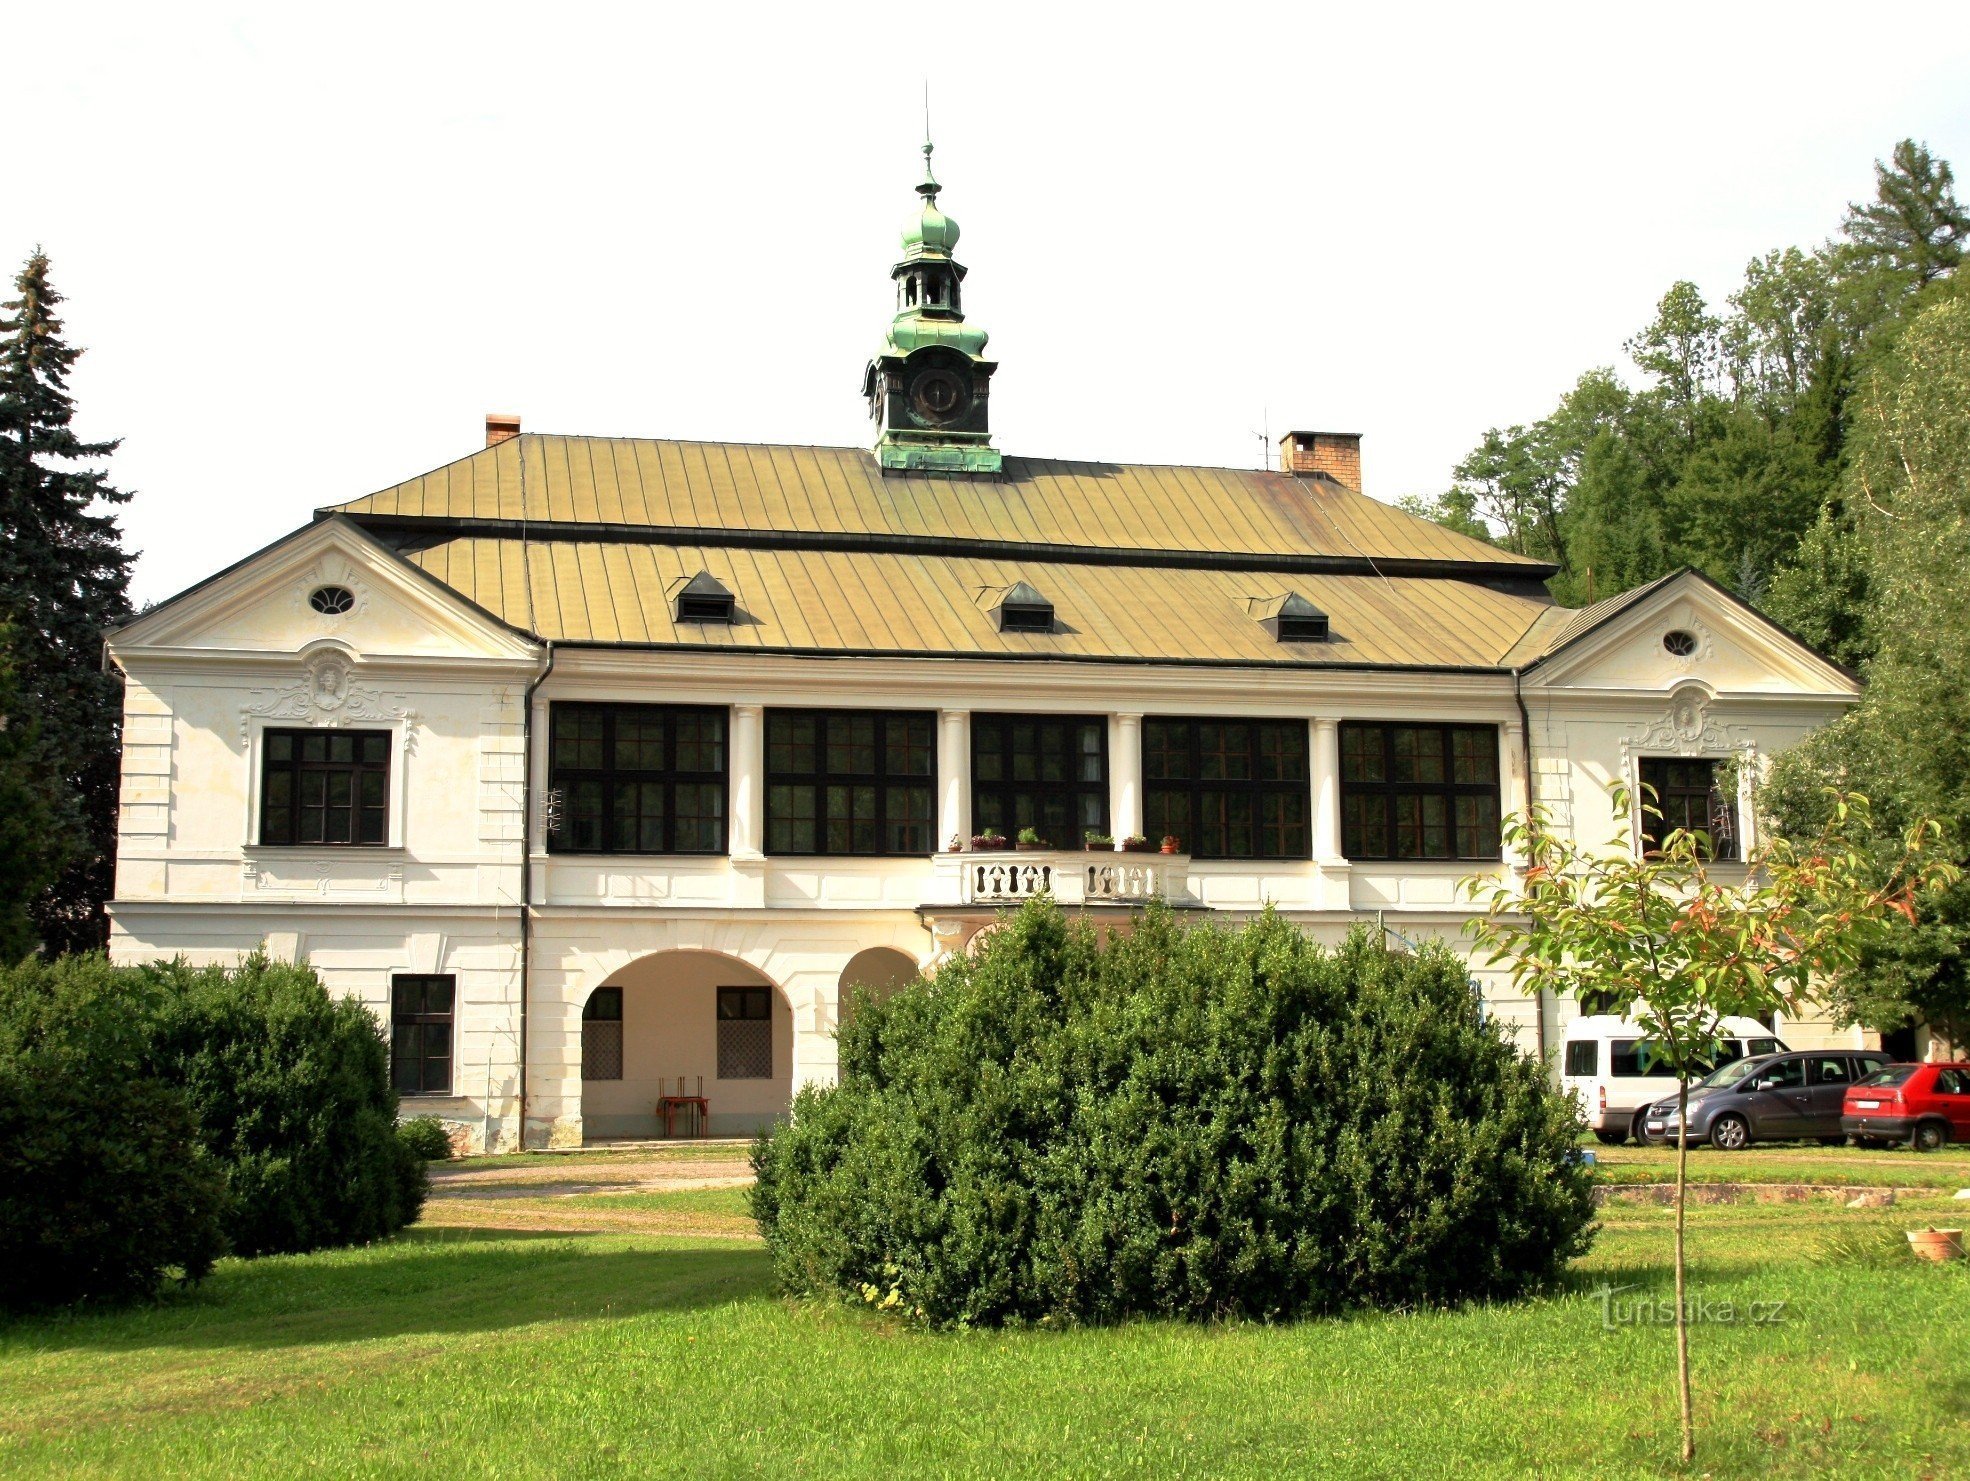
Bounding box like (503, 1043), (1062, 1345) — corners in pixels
(105, 152), (1863, 1150)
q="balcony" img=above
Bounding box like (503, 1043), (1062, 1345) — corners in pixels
(946, 849), (1192, 907)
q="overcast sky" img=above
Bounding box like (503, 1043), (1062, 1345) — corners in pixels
(9, 3), (1970, 606)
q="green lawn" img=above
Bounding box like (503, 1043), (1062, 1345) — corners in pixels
(2, 1180), (1966, 1478)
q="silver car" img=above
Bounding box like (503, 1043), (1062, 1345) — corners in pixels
(1643, 1050), (1891, 1149)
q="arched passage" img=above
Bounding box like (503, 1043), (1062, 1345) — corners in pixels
(580, 951), (792, 1141)
(837, 946), (920, 1032)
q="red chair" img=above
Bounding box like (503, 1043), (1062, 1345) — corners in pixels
(657, 1075), (710, 1139)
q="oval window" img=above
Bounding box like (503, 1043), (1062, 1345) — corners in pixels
(309, 585), (355, 615)
(1662, 629), (1697, 657)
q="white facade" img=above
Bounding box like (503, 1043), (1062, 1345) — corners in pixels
(104, 512), (1865, 1152)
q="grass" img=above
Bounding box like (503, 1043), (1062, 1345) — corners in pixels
(2, 1170), (1967, 1480)
(1590, 1141), (1970, 1189)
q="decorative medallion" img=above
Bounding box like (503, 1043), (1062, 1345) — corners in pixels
(239, 652), (417, 744)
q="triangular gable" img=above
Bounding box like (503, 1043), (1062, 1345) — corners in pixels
(1519, 569), (1856, 698)
(111, 515), (539, 664)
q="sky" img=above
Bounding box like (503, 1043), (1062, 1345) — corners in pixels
(7, 3), (1970, 607)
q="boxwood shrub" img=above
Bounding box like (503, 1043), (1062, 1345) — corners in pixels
(145, 956), (427, 1257)
(397, 1115), (457, 1162)
(752, 899), (1594, 1326)
(0, 957), (226, 1312)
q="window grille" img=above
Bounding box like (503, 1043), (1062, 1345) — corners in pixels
(717, 987), (772, 1080)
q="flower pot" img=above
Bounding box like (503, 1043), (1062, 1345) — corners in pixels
(1085, 843), (1114, 853)
(1907, 1228), (1965, 1263)
(1159, 841), (1180, 855)
(1120, 841), (1154, 854)
(1016, 843), (1048, 853)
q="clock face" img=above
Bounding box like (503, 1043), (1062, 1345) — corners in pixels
(908, 367), (970, 425)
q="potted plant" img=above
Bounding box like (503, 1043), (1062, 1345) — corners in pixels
(970, 832), (1009, 852)
(1907, 1227), (1965, 1263)
(1016, 827), (1048, 852)
(1160, 834), (1181, 855)
(1083, 831), (1115, 851)
(947, 834), (964, 853)
(1120, 835), (1153, 853)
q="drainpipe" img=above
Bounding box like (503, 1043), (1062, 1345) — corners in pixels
(517, 640), (557, 1150)
(1513, 666), (1546, 1064)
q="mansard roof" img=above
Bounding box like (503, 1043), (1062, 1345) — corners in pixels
(323, 434), (1554, 580)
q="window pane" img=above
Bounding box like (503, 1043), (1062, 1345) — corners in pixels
(1343, 793), (1388, 859)
(768, 713), (816, 775)
(615, 713), (666, 771)
(885, 715), (933, 777)
(1392, 728), (1445, 784)
(826, 714), (877, 775)
(1144, 721), (1189, 781)
(887, 786), (932, 853)
(268, 733), (293, 763)
(674, 712), (725, 773)
(1452, 728), (1498, 784)
(1455, 793), (1500, 858)
(1342, 727), (1385, 783)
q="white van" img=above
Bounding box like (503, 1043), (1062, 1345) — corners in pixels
(1560, 1014), (1788, 1145)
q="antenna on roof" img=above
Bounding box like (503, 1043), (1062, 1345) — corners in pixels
(1251, 406), (1270, 471)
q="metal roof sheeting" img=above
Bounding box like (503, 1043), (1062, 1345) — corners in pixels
(332, 434), (1548, 573)
(404, 537), (1552, 668)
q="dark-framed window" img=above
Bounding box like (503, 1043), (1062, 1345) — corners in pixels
(1143, 718), (1310, 860)
(1638, 757), (1738, 861)
(1339, 723), (1501, 861)
(583, 986), (623, 1081)
(260, 728), (391, 846)
(971, 714), (1108, 843)
(717, 986), (772, 1080)
(765, 709), (936, 856)
(391, 974), (454, 1096)
(548, 702), (727, 854)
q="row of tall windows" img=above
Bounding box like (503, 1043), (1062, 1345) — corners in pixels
(259, 708), (1739, 863)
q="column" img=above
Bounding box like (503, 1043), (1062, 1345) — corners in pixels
(731, 704), (764, 860)
(1311, 718), (1343, 862)
(937, 709), (970, 849)
(1502, 718), (1530, 867)
(1111, 713), (1143, 842)
(1735, 745), (1759, 860)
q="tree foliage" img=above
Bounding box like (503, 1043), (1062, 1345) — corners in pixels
(1468, 784), (1953, 1463)
(1411, 139), (1959, 610)
(0, 956), (226, 1312)
(752, 899), (1594, 1329)
(0, 251), (133, 953)
(1760, 291), (1970, 1047)
(145, 955), (427, 1257)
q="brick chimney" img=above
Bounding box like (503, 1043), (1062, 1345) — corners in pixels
(485, 413), (521, 447)
(1280, 430), (1362, 490)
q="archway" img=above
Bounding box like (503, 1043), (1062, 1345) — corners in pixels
(837, 946), (920, 1033)
(580, 951), (792, 1141)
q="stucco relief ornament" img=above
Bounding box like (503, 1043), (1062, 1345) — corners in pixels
(1625, 685), (1736, 759)
(238, 653), (418, 745)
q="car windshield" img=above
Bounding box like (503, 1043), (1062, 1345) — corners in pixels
(1698, 1056), (1772, 1089)
(1855, 1066), (1917, 1089)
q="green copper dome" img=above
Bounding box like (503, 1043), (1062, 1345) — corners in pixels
(901, 141), (960, 257)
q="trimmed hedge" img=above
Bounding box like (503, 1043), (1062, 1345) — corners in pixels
(752, 900), (1594, 1326)
(146, 956), (427, 1257)
(397, 1115), (457, 1162)
(0, 957), (226, 1312)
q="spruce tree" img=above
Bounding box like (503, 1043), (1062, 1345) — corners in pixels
(1840, 138), (1968, 293)
(0, 251), (133, 953)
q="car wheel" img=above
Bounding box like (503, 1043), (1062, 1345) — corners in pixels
(1710, 1114), (1751, 1151)
(1911, 1121), (1949, 1153)
(1630, 1111), (1652, 1146)
(1594, 1130), (1625, 1146)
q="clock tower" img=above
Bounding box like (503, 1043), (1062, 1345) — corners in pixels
(863, 140), (1001, 474)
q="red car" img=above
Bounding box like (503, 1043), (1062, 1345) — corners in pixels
(1842, 1062), (1970, 1151)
